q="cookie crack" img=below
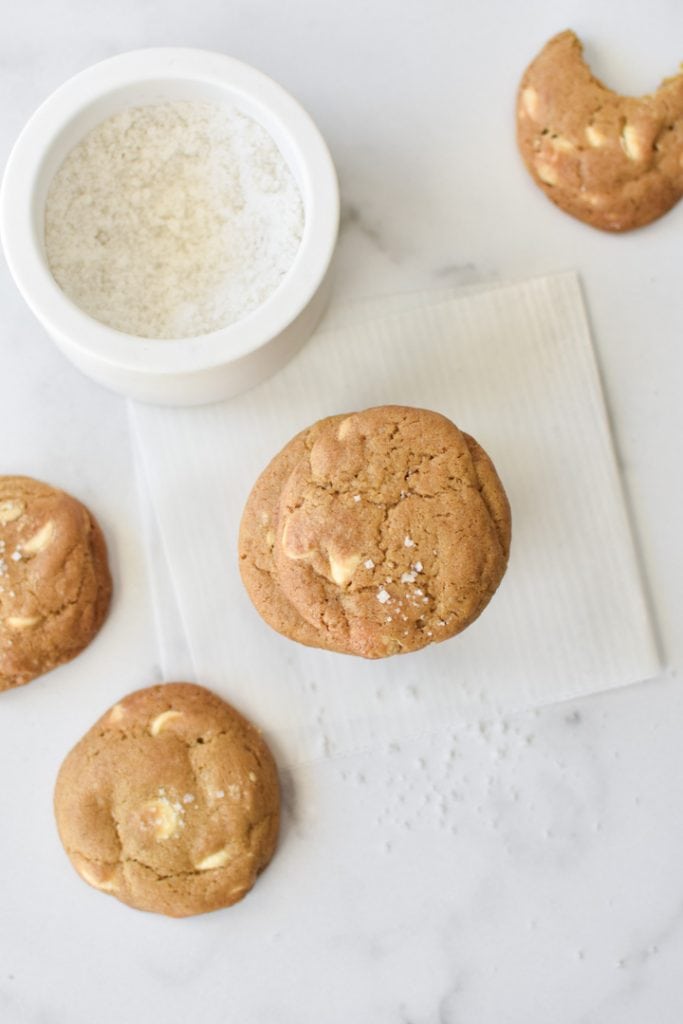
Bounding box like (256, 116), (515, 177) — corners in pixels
(66, 846), (118, 868)
(122, 856), (205, 882)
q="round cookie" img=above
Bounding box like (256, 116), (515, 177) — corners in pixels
(517, 29), (683, 231)
(0, 476), (112, 692)
(275, 406), (511, 658)
(54, 683), (280, 918)
(238, 414), (354, 653)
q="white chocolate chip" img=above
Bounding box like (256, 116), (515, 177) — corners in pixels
(150, 709), (183, 736)
(196, 848), (230, 870)
(248, 771), (257, 783)
(364, 558), (375, 570)
(521, 86), (540, 120)
(280, 518), (315, 561)
(328, 550), (361, 586)
(621, 124), (645, 161)
(336, 416), (355, 440)
(108, 703), (126, 723)
(550, 135), (575, 154)
(0, 500), (24, 525)
(76, 857), (116, 892)
(139, 798), (181, 840)
(535, 160), (558, 186)
(585, 124), (607, 148)
(21, 520), (55, 555)
(5, 615), (42, 629)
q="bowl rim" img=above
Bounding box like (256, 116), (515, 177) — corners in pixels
(0, 48), (339, 375)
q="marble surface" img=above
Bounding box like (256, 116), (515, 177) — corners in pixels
(1, 2), (683, 1022)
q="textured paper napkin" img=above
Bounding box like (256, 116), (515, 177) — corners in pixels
(130, 272), (660, 765)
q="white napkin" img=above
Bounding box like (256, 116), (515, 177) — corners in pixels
(130, 272), (660, 766)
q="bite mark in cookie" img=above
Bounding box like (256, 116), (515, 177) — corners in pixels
(517, 30), (683, 231)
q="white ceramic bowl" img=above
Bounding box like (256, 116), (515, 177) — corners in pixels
(0, 49), (339, 406)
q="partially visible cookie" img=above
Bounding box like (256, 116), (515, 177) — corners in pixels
(0, 476), (112, 692)
(238, 415), (351, 652)
(273, 406), (510, 658)
(517, 29), (683, 231)
(54, 683), (280, 918)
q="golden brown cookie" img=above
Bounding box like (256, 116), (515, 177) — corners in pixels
(238, 414), (354, 653)
(276, 407), (510, 657)
(517, 29), (683, 231)
(54, 683), (280, 918)
(240, 405), (510, 659)
(0, 476), (112, 692)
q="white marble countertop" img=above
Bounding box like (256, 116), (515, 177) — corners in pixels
(2, 3), (683, 1022)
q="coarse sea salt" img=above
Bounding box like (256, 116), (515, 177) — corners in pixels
(45, 101), (304, 340)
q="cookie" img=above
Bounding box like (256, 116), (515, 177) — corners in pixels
(238, 415), (352, 652)
(54, 683), (280, 918)
(241, 406), (510, 659)
(0, 476), (112, 692)
(516, 29), (683, 231)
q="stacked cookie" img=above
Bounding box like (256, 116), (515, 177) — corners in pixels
(239, 405), (511, 658)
